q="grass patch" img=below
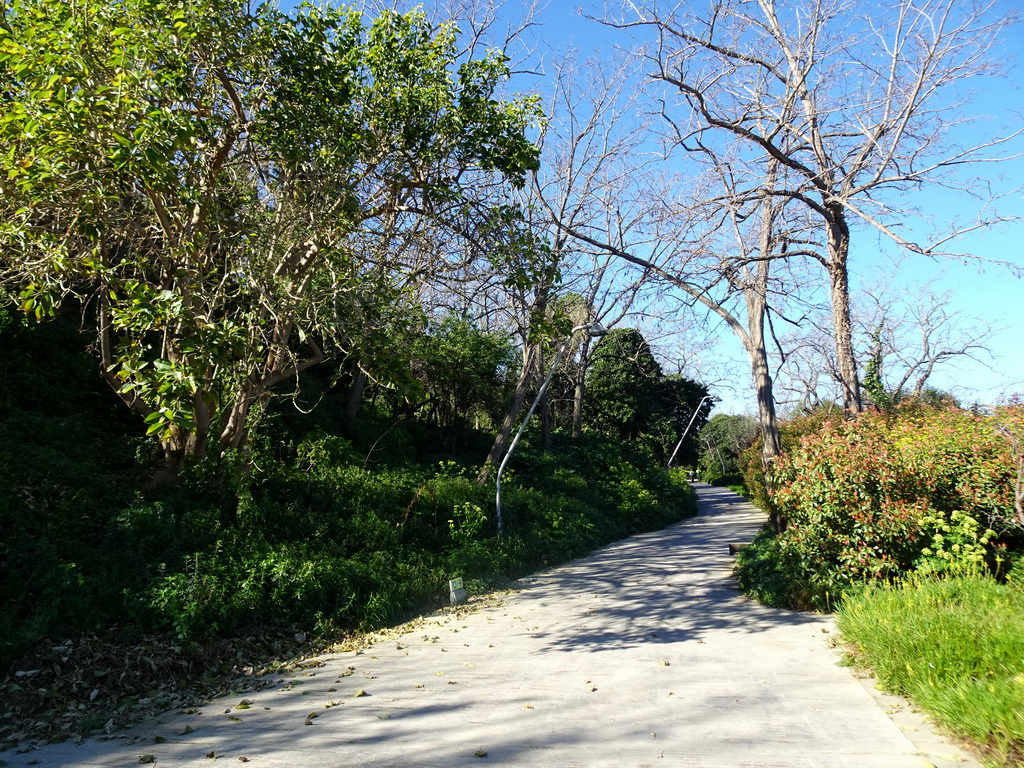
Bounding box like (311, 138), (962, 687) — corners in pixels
(837, 575), (1024, 766)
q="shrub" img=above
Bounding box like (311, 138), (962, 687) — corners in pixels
(146, 542), (365, 640)
(0, 310), (702, 663)
(738, 402), (1022, 610)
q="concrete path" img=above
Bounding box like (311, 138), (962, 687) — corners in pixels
(3, 484), (978, 767)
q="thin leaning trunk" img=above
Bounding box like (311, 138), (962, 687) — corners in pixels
(476, 344), (539, 485)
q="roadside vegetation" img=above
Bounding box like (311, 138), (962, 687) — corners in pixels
(838, 574), (1024, 767)
(0, 0), (714, 748)
(730, 401), (1024, 765)
(0, 303), (698, 748)
(2, 0), (1021, 761)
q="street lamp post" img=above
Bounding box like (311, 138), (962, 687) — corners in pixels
(495, 322), (606, 537)
(666, 394), (719, 469)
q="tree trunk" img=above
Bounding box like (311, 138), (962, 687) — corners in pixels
(540, 389), (552, 448)
(345, 367), (368, 421)
(826, 211), (863, 416)
(476, 344), (539, 484)
(571, 373), (586, 438)
(745, 176), (785, 531)
(571, 335), (593, 438)
(476, 285), (552, 485)
(538, 346), (553, 449)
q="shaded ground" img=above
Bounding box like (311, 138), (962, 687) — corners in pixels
(1, 484), (978, 767)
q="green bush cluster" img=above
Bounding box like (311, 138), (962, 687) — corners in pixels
(737, 402), (1023, 610)
(0, 313), (697, 665)
(115, 433), (696, 646)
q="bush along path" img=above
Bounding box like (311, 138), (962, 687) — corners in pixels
(0, 484), (979, 768)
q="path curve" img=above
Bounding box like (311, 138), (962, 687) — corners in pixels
(4, 484), (978, 767)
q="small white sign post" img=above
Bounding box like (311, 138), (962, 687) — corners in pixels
(449, 577), (466, 605)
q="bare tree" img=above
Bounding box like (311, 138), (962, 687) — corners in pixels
(530, 50), (665, 438)
(532, 44), (831, 477)
(605, 0), (1021, 415)
(545, 153), (816, 481)
(775, 278), (997, 408)
(861, 284), (996, 400)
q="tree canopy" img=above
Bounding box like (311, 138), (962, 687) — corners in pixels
(0, 0), (540, 471)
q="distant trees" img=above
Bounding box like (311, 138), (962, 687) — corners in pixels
(585, 329), (665, 442)
(584, 328), (710, 462)
(776, 282), (994, 411)
(697, 414), (760, 483)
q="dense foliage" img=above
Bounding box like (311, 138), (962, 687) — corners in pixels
(0, 310), (697, 671)
(736, 403), (1024, 610)
(584, 328), (709, 463)
(0, 0), (541, 469)
(697, 413), (759, 485)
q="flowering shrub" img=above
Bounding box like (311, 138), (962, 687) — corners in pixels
(760, 402), (1022, 607)
(738, 405), (842, 519)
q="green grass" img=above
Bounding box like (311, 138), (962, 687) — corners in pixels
(837, 575), (1024, 766)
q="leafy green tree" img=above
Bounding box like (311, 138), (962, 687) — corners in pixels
(0, 0), (540, 473)
(653, 374), (710, 466)
(413, 315), (514, 449)
(583, 327), (708, 460)
(698, 413), (760, 482)
(585, 329), (663, 441)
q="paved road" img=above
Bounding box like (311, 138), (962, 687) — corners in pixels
(4, 484), (978, 767)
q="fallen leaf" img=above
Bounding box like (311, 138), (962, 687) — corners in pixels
(238, 758), (250, 763)
(153, 735), (167, 743)
(659, 660), (670, 667)
(138, 755), (156, 764)
(353, 690), (368, 698)
(474, 749), (488, 758)
(206, 750), (217, 759)
(180, 725), (194, 735)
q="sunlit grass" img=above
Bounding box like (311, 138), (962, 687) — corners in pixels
(837, 575), (1024, 766)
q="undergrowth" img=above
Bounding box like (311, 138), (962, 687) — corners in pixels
(0, 310), (698, 746)
(0, 309), (700, 749)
